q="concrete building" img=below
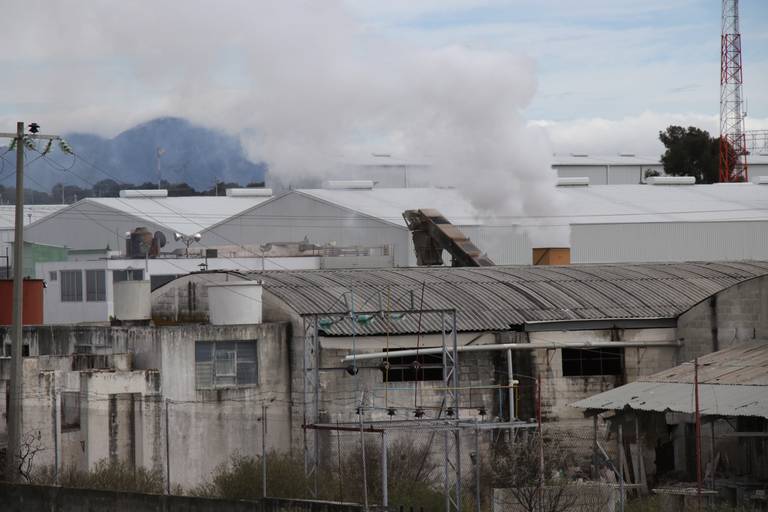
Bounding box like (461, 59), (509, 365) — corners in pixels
(0, 321), (291, 489)
(152, 261), (768, 463)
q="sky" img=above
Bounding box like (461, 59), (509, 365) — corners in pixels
(1, 0), (766, 161)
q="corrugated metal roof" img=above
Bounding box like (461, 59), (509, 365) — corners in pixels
(255, 261), (768, 335)
(571, 343), (768, 418)
(84, 196), (272, 235)
(0, 205), (66, 230)
(291, 183), (768, 228)
(571, 381), (768, 418)
(297, 188), (482, 227)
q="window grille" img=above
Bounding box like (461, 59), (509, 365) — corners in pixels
(60, 270), (83, 302)
(86, 270), (106, 302)
(561, 347), (623, 376)
(195, 340), (258, 389)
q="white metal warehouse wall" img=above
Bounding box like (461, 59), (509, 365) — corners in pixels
(572, 220), (768, 263)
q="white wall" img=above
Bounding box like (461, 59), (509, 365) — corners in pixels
(572, 220), (768, 263)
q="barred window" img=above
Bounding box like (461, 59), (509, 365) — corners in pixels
(562, 347), (623, 376)
(86, 270), (106, 302)
(196, 340), (258, 389)
(60, 270), (83, 302)
(112, 269), (144, 282)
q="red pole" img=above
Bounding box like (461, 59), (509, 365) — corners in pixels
(694, 358), (702, 509)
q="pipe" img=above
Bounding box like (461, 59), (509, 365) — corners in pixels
(341, 340), (681, 363)
(507, 349), (515, 421)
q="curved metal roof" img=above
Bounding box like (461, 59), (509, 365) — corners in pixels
(254, 261), (768, 335)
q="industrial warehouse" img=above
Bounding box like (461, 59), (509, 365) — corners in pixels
(2, 1), (768, 511)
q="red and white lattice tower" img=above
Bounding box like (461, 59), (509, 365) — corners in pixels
(719, 0), (748, 182)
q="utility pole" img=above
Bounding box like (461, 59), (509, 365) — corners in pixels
(1, 122), (61, 482)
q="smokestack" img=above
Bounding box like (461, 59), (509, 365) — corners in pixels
(532, 247), (570, 266)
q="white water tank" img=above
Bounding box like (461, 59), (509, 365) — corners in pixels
(113, 280), (151, 321)
(207, 281), (262, 325)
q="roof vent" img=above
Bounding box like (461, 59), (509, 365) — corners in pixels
(324, 180), (375, 190)
(646, 176), (695, 185)
(225, 188), (273, 197)
(757, 176), (768, 184)
(371, 153), (391, 158)
(569, 153), (589, 157)
(119, 189), (168, 198)
(618, 153), (636, 157)
(557, 177), (590, 187)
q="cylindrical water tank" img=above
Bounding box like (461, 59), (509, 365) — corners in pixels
(207, 281), (262, 325)
(113, 280), (151, 321)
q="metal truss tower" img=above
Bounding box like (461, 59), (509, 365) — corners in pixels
(719, 0), (748, 182)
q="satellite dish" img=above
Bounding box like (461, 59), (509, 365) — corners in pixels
(154, 231), (167, 248)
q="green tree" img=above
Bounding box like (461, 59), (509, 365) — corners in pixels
(658, 126), (720, 184)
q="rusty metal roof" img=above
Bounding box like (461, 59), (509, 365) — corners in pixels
(254, 261), (768, 335)
(571, 343), (768, 418)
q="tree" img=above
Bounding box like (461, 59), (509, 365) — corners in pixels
(658, 126), (724, 184)
(491, 433), (614, 512)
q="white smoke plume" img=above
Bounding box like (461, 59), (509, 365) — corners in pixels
(3, 1), (564, 243)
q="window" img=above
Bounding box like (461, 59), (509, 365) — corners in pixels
(49, 271), (57, 281)
(86, 270), (106, 302)
(381, 351), (444, 382)
(60, 270), (83, 302)
(195, 340), (258, 389)
(561, 347), (623, 377)
(61, 392), (80, 431)
(112, 269), (144, 282)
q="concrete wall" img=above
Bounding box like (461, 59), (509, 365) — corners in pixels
(0, 483), (363, 512)
(677, 274), (768, 361)
(1, 322), (292, 489)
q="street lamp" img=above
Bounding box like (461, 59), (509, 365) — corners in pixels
(174, 232), (202, 258)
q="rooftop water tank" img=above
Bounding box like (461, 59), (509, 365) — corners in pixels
(119, 189), (169, 198)
(323, 180), (375, 190)
(113, 280), (151, 321)
(225, 188), (273, 197)
(207, 281), (262, 325)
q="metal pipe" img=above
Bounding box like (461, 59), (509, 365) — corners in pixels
(507, 349), (515, 421)
(381, 431), (388, 509)
(341, 340), (681, 362)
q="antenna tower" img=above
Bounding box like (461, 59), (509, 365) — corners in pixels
(719, 0), (748, 182)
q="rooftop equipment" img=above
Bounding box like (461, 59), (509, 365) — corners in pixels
(225, 188), (273, 197)
(646, 176), (696, 185)
(557, 177), (590, 187)
(402, 208), (494, 267)
(323, 180), (375, 190)
(207, 281), (263, 325)
(119, 189), (169, 198)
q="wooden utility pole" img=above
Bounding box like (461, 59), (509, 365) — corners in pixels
(2, 122), (61, 481)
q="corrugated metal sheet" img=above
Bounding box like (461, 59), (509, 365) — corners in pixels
(0, 205), (66, 229)
(571, 381), (768, 418)
(256, 261), (768, 335)
(571, 343), (768, 418)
